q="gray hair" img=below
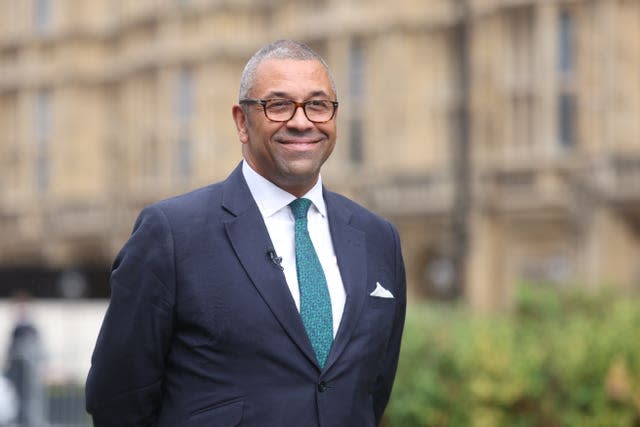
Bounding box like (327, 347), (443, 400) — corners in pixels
(238, 40), (337, 100)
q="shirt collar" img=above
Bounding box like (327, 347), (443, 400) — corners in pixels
(242, 160), (326, 218)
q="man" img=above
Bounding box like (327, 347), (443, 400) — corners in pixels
(5, 293), (47, 427)
(86, 40), (406, 427)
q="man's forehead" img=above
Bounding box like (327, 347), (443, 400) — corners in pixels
(255, 58), (326, 74)
(253, 59), (333, 95)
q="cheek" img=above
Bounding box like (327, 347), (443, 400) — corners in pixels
(323, 128), (337, 152)
(320, 123), (337, 140)
(250, 121), (278, 141)
(245, 124), (266, 147)
(247, 131), (275, 162)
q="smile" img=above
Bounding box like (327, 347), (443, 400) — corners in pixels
(276, 137), (324, 152)
(278, 137), (322, 145)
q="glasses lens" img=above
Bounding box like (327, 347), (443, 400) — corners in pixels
(304, 100), (333, 122)
(264, 100), (295, 121)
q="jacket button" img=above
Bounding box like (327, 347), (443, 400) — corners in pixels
(317, 381), (327, 392)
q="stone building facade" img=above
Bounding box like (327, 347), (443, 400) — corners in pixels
(0, 0), (638, 309)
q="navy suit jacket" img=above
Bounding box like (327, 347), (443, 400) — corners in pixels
(86, 164), (406, 427)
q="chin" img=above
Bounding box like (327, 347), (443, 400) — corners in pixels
(277, 156), (319, 174)
(286, 164), (322, 180)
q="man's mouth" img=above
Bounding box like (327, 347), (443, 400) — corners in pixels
(278, 137), (320, 145)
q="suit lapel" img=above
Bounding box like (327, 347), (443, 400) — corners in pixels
(323, 191), (367, 372)
(221, 165), (318, 367)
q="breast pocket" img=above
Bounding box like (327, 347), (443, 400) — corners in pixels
(369, 295), (396, 309)
(183, 398), (244, 427)
(364, 294), (397, 343)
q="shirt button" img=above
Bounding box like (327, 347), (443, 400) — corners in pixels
(317, 381), (327, 392)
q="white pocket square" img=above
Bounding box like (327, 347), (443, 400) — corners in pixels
(370, 282), (394, 298)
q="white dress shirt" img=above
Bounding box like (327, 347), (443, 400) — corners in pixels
(242, 161), (346, 337)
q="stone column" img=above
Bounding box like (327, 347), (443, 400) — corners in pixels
(466, 210), (507, 311)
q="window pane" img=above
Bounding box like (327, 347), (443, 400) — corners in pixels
(176, 136), (192, 179)
(349, 39), (365, 165)
(349, 118), (363, 164)
(35, 90), (52, 192)
(35, 90), (52, 140)
(175, 68), (194, 123)
(174, 68), (194, 179)
(34, 0), (53, 34)
(559, 10), (574, 74)
(349, 39), (365, 102)
(559, 94), (575, 148)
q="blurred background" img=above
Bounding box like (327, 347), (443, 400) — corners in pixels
(0, 0), (639, 426)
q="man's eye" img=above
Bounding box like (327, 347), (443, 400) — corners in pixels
(267, 100), (291, 110)
(307, 101), (330, 111)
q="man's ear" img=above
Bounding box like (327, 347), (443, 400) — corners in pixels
(232, 105), (249, 143)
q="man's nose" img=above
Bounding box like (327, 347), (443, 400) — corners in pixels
(286, 105), (314, 129)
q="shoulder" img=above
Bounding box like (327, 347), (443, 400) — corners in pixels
(144, 163), (246, 222)
(153, 182), (223, 216)
(123, 181), (230, 249)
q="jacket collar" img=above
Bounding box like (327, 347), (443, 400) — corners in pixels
(222, 164), (368, 372)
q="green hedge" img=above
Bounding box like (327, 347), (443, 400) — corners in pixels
(385, 285), (640, 427)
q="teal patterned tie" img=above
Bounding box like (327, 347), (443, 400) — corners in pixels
(289, 198), (333, 368)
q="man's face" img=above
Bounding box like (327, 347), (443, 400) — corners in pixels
(232, 58), (338, 196)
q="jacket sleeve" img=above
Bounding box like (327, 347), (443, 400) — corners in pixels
(372, 222), (407, 425)
(85, 206), (176, 426)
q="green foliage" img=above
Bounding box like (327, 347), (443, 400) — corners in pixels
(385, 285), (640, 427)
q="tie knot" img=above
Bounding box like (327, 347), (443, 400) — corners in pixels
(289, 198), (312, 220)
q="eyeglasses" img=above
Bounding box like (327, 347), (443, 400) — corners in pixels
(239, 98), (339, 123)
